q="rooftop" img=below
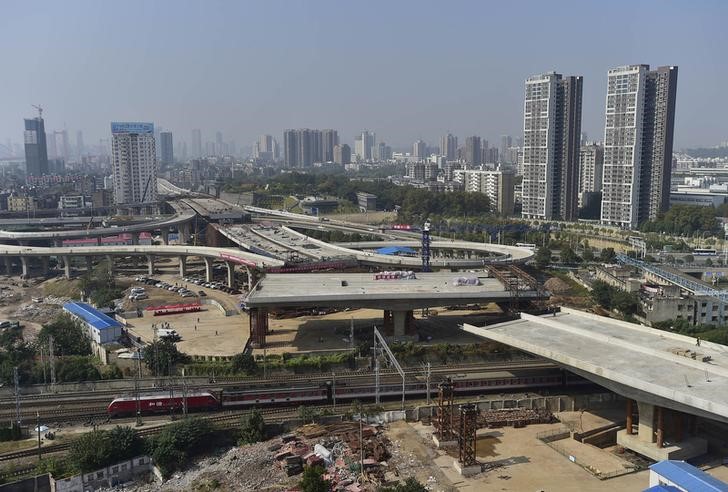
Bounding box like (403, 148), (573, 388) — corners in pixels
(246, 271), (540, 310)
(463, 308), (728, 423)
(63, 302), (123, 331)
(650, 460), (728, 491)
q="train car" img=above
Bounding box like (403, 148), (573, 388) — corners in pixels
(108, 391), (218, 417)
(450, 369), (565, 393)
(221, 385), (328, 407)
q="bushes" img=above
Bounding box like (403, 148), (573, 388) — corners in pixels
(239, 409), (266, 445)
(148, 417), (214, 478)
(37, 315), (91, 356)
(68, 426), (143, 473)
(590, 280), (641, 316)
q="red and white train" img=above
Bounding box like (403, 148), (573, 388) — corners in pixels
(108, 368), (589, 417)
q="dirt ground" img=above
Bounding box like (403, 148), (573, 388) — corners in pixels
(0, 275), (67, 340)
(320, 211), (397, 224)
(121, 274), (248, 358)
(392, 420), (649, 491)
(256, 306), (503, 356)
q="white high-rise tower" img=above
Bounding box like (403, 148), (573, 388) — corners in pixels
(111, 122), (157, 205)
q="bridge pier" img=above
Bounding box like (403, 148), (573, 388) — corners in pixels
(20, 257), (30, 278)
(105, 255), (114, 276)
(85, 256), (93, 273)
(203, 257), (214, 283)
(132, 232), (140, 245)
(4, 257), (12, 275)
(147, 255), (156, 275)
(617, 401), (707, 461)
(40, 257), (49, 276)
(226, 261), (235, 288)
(161, 228), (169, 245)
(63, 257), (71, 278)
(179, 224), (190, 244)
(392, 309), (415, 338)
(179, 256), (187, 277)
(249, 307), (268, 348)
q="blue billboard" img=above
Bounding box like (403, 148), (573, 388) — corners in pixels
(111, 122), (154, 134)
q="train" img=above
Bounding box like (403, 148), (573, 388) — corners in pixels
(107, 368), (590, 417)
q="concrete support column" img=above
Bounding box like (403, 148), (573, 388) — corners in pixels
(179, 256), (187, 277)
(638, 401), (655, 443)
(161, 228), (169, 245)
(244, 267), (258, 291)
(203, 257), (214, 283)
(249, 307), (268, 348)
(106, 255), (115, 276)
(656, 406), (664, 448)
(626, 400), (633, 435)
(41, 257), (49, 276)
(226, 261), (235, 288)
(383, 310), (393, 334)
(63, 257), (71, 278)
(20, 257), (29, 278)
(179, 224), (190, 244)
(85, 256), (93, 272)
(392, 310), (408, 338)
(4, 257), (12, 274)
(147, 255), (155, 276)
(132, 232), (140, 245)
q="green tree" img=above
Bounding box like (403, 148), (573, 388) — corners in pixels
(599, 248), (617, 263)
(149, 417), (214, 478)
(581, 248), (595, 262)
(299, 465), (331, 492)
(613, 291), (641, 316)
(142, 338), (187, 376)
(706, 258), (714, 267)
(684, 254), (694, 264)
(590, 281), (614, 310)
(54, 356), (101, 382)
(559, 245), (581, 264)
(534, 246), (551, 270)
(298, 405), (321, 424)
(239, 409), (266, 445)
(379, 477), (428, 492)
(37, 315), (91, 356)
(231, 353), (258, 375)
(68, 426), (142, 473)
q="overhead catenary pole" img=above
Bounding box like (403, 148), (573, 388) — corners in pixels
(373, 327), (406, 410)
(14, 367), (21, 426)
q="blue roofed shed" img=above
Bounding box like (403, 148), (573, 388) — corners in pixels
(63, 302), (123, 345)
(648, 460), (728, 492)
(375, 246), (417, 256)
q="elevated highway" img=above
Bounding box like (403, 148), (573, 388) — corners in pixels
(464, 308), (728, 461)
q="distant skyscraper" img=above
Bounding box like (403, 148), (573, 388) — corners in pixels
(601, 65), (678, 228)
(76, 130), (84, 158)
(465, 136), (482, 166)
(333, 144), (351, 165)
(413, 140), (427, 159)
(111, 122), (157, 204)
(374, 142), (391, 161)
(500, 135), (512, 163)
(355, 131), (375, 161)
(284, 129), (330, 167)
(23, 116), (48, 176)
(322, 130), (339, 162)
(215, 131), (224, 156)
(191, 129), (202, 158)
(521, 72), (583, 221)
(441, 133), (457, 160)
(160, 132), (174, 166)
(578, 143), (604, 207)
(58, 130), (70, 163)
(46, 131), (57, 160)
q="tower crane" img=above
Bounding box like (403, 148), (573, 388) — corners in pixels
(32, 105), (43, 118)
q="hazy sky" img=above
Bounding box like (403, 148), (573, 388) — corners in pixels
(1, 0), (726, 150)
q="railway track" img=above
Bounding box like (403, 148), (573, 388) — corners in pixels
(0, 359), (552, 408)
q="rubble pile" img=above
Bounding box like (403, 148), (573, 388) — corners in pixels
(13, 301), (62, 323)
(479, 408), (555, 428)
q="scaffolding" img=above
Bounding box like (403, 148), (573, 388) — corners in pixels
(458, 403), (478, 467)
(436, 379), (454, 441)
(421, 219), (431, 272)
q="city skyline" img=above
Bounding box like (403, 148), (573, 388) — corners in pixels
(1, 0), (727, 151)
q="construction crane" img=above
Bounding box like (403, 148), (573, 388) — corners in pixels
(421, 218), (431, 272)
(32, 104), (43, 118)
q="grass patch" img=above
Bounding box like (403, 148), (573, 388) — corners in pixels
(43, 278), (81, 299)
(546, 269), (591, 297)
(0, 439), (36, 454)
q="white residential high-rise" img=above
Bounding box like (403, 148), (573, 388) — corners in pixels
(601, 65), (678, 228)
(111, 122), (157, 205)
(453, 168), (515, 215)
(521, 72), (583, 221)
(578, 143), (604, 207)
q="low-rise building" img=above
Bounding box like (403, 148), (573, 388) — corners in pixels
(8, 195), (37, 213)
(54, 455), (155, 492)
(356, 192), (376, 212)
(647, 459), (728, 491)
(63, 302), (123, 345)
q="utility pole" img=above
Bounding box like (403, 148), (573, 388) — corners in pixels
(48, 336), (56, 393)
(168, 353), (174, 420)
(135, 348), (142, 427)
(350, 317), (354, 349)
(14, 367), (21, 426)
(332, 372), (336, 410)
(424, 362), (432, 405)
(263, 347), (267, 380)
(36, 412), (41, 461)
(182, 367), (188, 417)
